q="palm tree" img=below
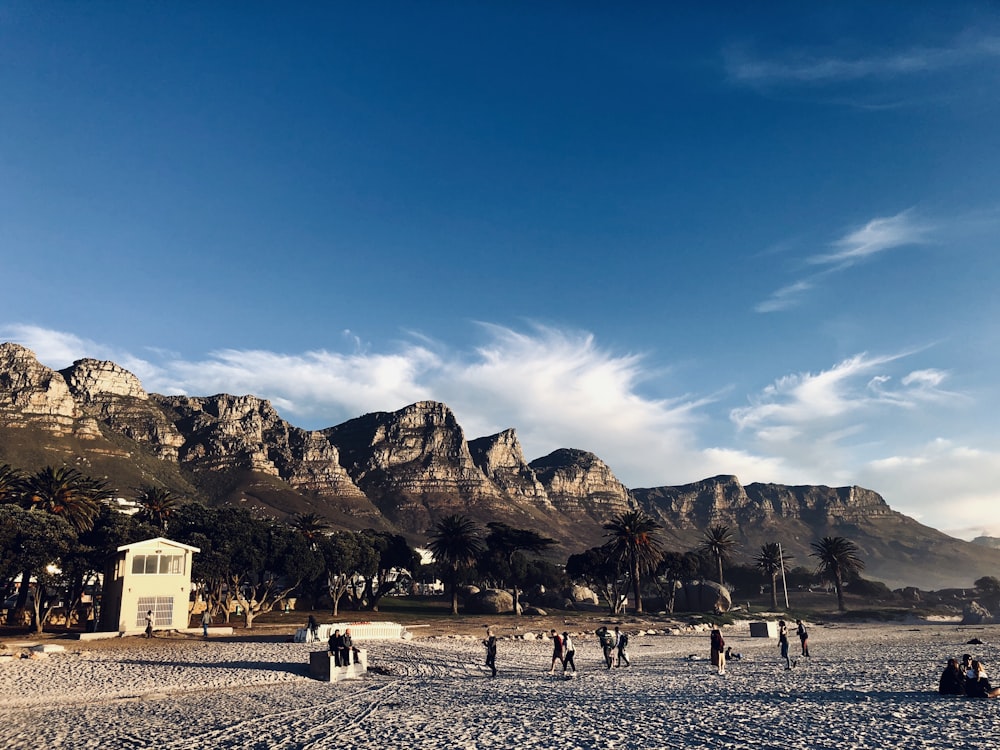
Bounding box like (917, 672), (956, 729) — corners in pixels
(24, 466), (110, 532)
(754, 542), (793, 609)
(698, 525), (738, 586)
(810, 536), (865, 612)
(0, 464), (25, 504)
(427, 515), (483, 615)
(135, 485), (183, 531)
(291, 512), (331, 549)
(602, 510), (664, 614)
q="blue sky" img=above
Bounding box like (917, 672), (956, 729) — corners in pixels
(3, 3), (1000, 539)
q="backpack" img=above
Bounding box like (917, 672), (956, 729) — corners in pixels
(619, 633), (629, 648)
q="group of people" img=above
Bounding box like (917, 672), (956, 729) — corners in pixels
(327, 627), (360, 667)
(594, 625), (629, 669)
(777, 619), (809, 670)
(939, 653), (1000, 699)
(547, 629), (578, 675)
(480, 625), (630, 678)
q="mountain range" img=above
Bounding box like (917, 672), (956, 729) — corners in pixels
(1, 341), (997, 590)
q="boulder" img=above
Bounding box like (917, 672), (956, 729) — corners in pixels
(465, 589), (514, 615)
(522, 606), (547, 616)
(962, 600), (993, 625)
(567, 585), (600, 605)
(673, 580), (732, 614)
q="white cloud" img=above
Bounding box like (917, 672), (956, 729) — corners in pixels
(756, 209), (930, 313)
(726, 35), (1000, 85)
(859, 439), (1000, 539)
(754, 279), (815, 313)
(809, 210), (930, 266)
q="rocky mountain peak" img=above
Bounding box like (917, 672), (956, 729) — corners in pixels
(529, 448), (635, 520)
(61, 358), (148, 402)
(0, 342), (79, 433)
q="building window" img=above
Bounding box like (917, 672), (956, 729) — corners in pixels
(136, 597), (174, 628)
(130, 554), (184, 575)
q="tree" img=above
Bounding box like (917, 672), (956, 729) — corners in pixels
(653, 550), (702, 613)
(603, 510), (664, 613)
(0, 504), (76, 631)
(23, 466), (112, 533)
(754, 542), (793, 609)
(316, 531), (366, 616)
(483, 522), (556, 615)
(357, 531), (418, 611)
(974, 576), (1000, 596)
(134, 485), (183, 531)
(566, 546), (628, 615)
(0, 463), (25, 504)
(291, 512), (331, 549)
(427, 515), (483, 615)
(810, 536), (865, 612)
(698, 525), (738, 586)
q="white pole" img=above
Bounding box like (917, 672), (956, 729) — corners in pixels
(778, 542), (790, 609)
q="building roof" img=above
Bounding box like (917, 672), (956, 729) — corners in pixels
(116, 536), (201, 553)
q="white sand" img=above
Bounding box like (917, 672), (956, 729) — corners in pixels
(1, 622), (998, 749)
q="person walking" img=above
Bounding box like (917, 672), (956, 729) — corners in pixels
(710, 626), (726, 675)
(615, 626), (630, 667)
(547, 630), (564, 674)
(483, 628), (498, 677)
(796, 619), (809, 657)
(562, 632), (576, 675)
(597, 626), (614, 669)
(201, 607), (212, 639)
(778, 620), (793, 669)
(144, 610), (154, 639)
(307, 615), (319, 643)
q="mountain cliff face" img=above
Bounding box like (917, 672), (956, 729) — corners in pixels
(1, 341), (998, 589)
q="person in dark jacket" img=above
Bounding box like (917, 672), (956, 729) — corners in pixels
(483, 628), (498, 677)
(710, 626), (726, 675)
(329, 629), (345, 666)
(938, 658), (966, 695)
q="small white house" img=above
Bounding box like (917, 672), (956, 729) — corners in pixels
(98, 537), (199, 635)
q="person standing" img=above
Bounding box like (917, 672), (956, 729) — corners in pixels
(201, 607), (212, 639)
(562, 632), (576, 675)
(307, 615), (319, 643)
(597, 626), (614, 669)
(778, 620), (793, 669)
(144, 610), (154, 639)
(796, 619), (809, 657)
(342, 628), (357, 666)
(615, 626), (630, 667)
(547, 630), (564, 674)
(483, 628), (498, 677)
(710, 626), (726, 675)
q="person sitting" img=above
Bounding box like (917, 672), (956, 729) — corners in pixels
(966, 660), (1000, 699)
(938, 658), (966, 695)
(342, 627), (360, 665)
(724, 646), (742, 661)
(961, 653), (974, 678)
(329, 628), (345, 666)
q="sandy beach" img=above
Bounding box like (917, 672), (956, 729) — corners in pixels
(1, 620), (998, 749)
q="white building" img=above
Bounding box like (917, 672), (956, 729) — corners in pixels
(98, 537), (199, 635)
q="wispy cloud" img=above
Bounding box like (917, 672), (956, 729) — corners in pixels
(755, 208), (929, 312)
(727, 35), (1000, 85)
(809, 210), (931, 266)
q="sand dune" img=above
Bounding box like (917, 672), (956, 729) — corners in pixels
(1, 622), (997, 749)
